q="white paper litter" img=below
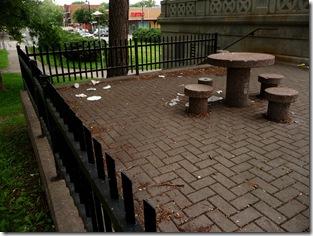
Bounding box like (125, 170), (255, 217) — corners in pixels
(208, 95), (223, 102)
(73, 83), (79, 89)
(185, 102), (189, 107)
(168, 96), (180, 107)
(216, 90), (223, 94)
(158, 75), (165, 78)
(87, 96), (102, 101)
(177, 93), (185, 96)
(86, 88), (96, 91)
(75, 93), (87, 98)
(103, 85), (111, 90)
(177, 75), (183, 78)
(91, 80), (100, 85)
(169, 102), (177, 107)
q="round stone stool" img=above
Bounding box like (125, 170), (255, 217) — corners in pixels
(265, 87), (298, 123)
(258, 73), (284, 98)
(184, 84), (213, 115)
(198, 77), (213, 87)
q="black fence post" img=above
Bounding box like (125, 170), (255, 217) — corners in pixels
(143, 200), (156, 232)
(134, 37), (139, 75)
(121, 172), (135, 224)
(105, 153), (119, 199)
(214, 33), (218, 53)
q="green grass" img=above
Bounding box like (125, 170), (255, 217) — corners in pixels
(0, 49), (9, 69)
(0, 73), (54, 232)
(33, 42), (162, 72)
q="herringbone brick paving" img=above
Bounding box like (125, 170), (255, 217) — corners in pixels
(58, 63), (309, 232)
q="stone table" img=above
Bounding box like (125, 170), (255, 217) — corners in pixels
(207, 52), (275, 107)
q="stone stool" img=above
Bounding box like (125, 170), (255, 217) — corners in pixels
(198, 77), (213, 87)
(184, 84), (213, 115)
(265, 87), (298, 123)
(258, 73), (284, 98)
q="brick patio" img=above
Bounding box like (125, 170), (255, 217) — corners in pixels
(58, 63), (309, 232)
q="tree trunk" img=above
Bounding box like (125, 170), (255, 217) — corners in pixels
(107, 0), (129, 78)
(0, 71), (4, 91)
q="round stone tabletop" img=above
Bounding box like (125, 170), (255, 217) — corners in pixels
(184, 84), (213, 98)
(207, 52), (275, 68)
(265, 87), (298, 103)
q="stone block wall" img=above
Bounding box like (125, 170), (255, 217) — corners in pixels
(158, 0), (309, 63)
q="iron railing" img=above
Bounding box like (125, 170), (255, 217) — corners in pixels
(25, 34), (218, 83)
(17, 45), (157, 232)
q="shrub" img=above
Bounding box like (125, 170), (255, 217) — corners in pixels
(132, 28), (161, 41)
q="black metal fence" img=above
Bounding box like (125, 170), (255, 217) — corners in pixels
(17, 45), (157, 232)
(25, 34), (218, 83)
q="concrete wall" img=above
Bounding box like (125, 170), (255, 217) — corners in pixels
(158, 0), (309, 63)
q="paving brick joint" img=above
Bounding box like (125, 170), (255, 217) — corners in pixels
(58, 63), (309, 232)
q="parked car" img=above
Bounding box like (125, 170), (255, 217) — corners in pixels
(93, 28), (109, 37)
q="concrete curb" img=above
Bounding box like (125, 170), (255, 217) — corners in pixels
(20, 91), (85, 232)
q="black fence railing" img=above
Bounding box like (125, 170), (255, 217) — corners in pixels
(25, 34), (218, 83)
(17, 45), (157, 232)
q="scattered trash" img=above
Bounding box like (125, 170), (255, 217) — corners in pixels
(103, 85), (111, 90)
(297, 63), (309, 69)
(294, 120), (299, 124)
(91, 80), (100, 85)
(291, 111), (295, 115)
(158, 75), (165, 78)
(299, 192), (303, 196)
(177, 75), (183, 78)
(30, 173), (36, 177)
(216, 90), (223, 94)
(73, 83), (79, 89)
(179, 84), (185, 87)
(197, 176), (201, 179)
(168, 96), (180, 107)
(87, 96), (102, 101)
(86, 88), (96, 91)
(177, 93), (185, 96)
(208, 95), (223, 103)
(236, 220), (240, 223)
(75, 93), (87, 98)
(185, 102), (189, 107)
(138, 188), (142, 191)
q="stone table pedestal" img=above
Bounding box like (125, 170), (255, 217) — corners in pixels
(184, 84), (213, 115)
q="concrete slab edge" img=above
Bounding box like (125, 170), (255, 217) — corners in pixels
(20, 91), (86, 233)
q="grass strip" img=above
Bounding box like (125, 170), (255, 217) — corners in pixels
(0, 73), (54, 232)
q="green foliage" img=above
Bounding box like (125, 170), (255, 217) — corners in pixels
(0, 73), (54, 232)
(130, 0), (157, 7)
(73, 8), (91, 23)
(0, 49), (9, 69)
(132, 28), (161, 41)
(28, 0), (64, 48)
(0, 0), (37, 41)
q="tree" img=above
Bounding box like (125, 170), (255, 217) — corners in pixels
(0, 0), (37, 91)
(28, 0), (64, 48)
(107, 0), (129, 77)
(130, 0), (156, 7)
(73, 8), (91, 23)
